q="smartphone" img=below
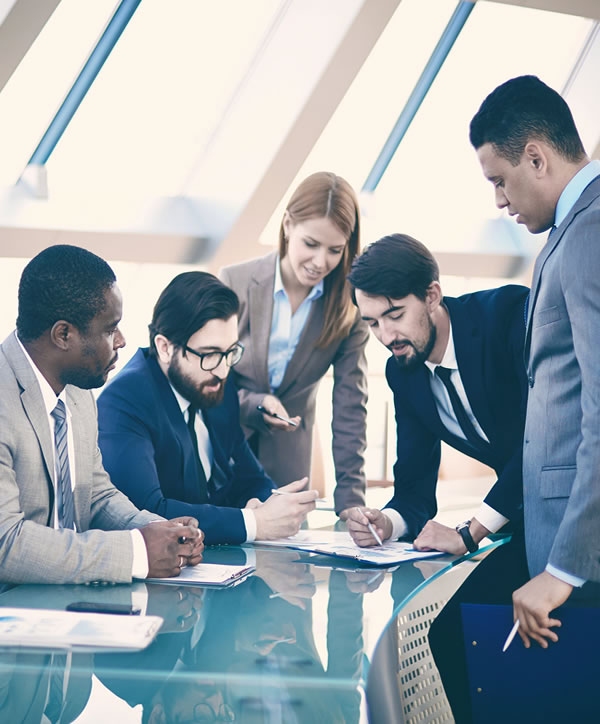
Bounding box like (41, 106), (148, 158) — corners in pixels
(256, 405), (298, 427)
(66, 601), (141, 616)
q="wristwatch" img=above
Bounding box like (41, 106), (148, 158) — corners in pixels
(455, 520), (479, 553)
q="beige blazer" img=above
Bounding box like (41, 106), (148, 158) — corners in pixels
(220, 252), (368, 512)
(0, 333), (159, 585)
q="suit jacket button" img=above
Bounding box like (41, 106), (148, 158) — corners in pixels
(528, 375), (534, 388)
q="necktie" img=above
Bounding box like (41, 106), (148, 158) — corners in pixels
(187, 406), (209, 503)
(434, 366), (488, 453)
(50, 400), (75, 530)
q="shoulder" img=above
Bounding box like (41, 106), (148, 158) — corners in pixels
(220, 252), (277, 288)
(98, 348), (157, 410)
(448, 285), (529, 325)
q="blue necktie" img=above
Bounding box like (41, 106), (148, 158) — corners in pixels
(51, 400), (75, 530)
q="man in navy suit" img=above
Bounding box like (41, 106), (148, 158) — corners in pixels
(98, 272), (317, 546)
(345, 234), (528, 555)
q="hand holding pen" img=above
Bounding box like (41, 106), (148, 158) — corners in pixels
(346, 506), (392, 548)
(257, 395), (301, 430)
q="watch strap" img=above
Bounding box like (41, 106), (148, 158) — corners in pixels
(456, 521), (479, 553)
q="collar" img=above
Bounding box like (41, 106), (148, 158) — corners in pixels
(169, 382), (190, 416)
(555, 159), (600, 228)
(274, 255), (324, 301)
(424, 313), (457, 374)
(15, 331), (69, 416)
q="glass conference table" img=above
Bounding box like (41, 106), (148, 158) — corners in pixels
(0, 519), (506, 723)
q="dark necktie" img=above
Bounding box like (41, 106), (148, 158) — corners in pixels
(50, 400), (75, 530)
(187, 406), (209, 503)
(434, 366), (488, 452)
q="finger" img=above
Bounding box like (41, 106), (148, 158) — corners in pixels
(517, 628), (531, 648)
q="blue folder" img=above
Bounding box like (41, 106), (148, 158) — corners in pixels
(461, 603), (600, 724)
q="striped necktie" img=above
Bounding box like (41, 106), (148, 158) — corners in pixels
(50, 400), (75, 530)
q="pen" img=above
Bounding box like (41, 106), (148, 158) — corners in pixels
(257, 405), (298, 427)
(368, 522), (384, 546)
(502, 618), (520, 652)
(270, 489), (325, 502)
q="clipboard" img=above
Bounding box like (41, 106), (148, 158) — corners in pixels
(0, 608), (163, 652)
(145, 563), (255, 587)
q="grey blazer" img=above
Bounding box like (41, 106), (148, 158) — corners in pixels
(220, 252), (368, 512)
(0, 333), (159, 585)
(523, 173), (600, 583)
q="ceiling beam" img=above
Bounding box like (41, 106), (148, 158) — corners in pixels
(0, 0), (61, 93)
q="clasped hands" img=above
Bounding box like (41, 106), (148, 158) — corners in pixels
(140, 516), (204, 578)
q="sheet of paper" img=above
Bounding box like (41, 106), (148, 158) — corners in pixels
(251, 530), (445, 565)
(145, 563), (255, 586)
(0, 608), (163, 651)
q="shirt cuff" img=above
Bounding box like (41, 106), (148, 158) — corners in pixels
(546, 563), (585, 588)
(241, 509), (256, 542)
(382, 507), (408, 540)
(130, 528), (149, 579)
(131, 582), (149, 615)
(473, 503), (509, 534)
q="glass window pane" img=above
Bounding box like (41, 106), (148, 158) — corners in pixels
(0, 0), (117, 186)
(45, 0), (281, 201)
(372, 1), (593, 253)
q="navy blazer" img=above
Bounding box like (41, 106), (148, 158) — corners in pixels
(384, 285), (529, 539)
(97, 348), (273, 545)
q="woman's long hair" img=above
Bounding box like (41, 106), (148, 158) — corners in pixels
(278, 172), (360, 348)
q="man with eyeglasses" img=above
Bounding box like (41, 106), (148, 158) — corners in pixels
(98, 272), (317, 546)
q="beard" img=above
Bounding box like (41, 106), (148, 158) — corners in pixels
(168, 356), (226, 409)
(389, 315), (436, 371)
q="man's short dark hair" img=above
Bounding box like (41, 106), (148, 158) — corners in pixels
(149, 272), (239, 355)
(17, 244), (117, 342)
(469, 75), (585, 165)
(348, 233), (439, 301)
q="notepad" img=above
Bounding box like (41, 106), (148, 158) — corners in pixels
(0, 608), (163, 651)
(251, 530), (445, 566)
(145, 563), (255, 587)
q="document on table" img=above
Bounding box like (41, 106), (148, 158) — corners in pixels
(251, 530), (445, 566)
(145, 563), (255, 587)
(0, 608), (163, 651)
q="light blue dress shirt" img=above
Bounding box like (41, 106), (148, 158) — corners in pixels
(544, 160), (600, 589)
(268, 257), (323, 391)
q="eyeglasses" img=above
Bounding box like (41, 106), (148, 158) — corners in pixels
(192, 701), (235, 722)
(183, 342), (244, 372)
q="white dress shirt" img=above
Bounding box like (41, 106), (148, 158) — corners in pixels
(169, 384), (257, 542)
(16, 333), (149, 578)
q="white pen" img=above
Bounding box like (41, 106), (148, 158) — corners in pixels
(502, 618), (520, 652)
(270, 489), (324, 501)
(367, 522), (384, 546)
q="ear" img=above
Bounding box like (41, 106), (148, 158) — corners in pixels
(282, 211), (292, 239)
(523, 141), (548, 178)
(425, 281), (443, 313)
(154, 334), (174, 365)
(49, 320), (73, 351)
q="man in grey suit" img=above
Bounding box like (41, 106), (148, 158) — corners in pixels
(428, 76), (600, 722)
(470, 75), (600, 647)
(0, 244), (204, 585)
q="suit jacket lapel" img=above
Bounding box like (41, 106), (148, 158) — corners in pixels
(3, 334), (55, 518)
(248, 255), (276, 390)
(446, 298), (494, 443)
(146, 353), (201, 502)
(525, 175), (600, 361)
(405, 366), (447, 438)
(67, 389), (88, 531)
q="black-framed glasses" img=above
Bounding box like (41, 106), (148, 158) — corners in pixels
(183, 342), (244, 371)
